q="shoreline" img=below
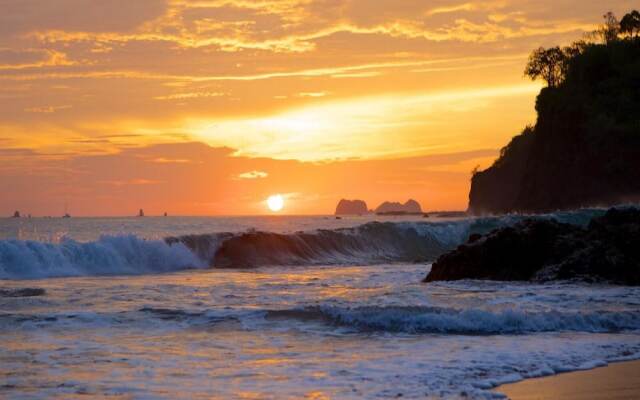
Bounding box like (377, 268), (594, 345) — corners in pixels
(494, 359), (640, 399)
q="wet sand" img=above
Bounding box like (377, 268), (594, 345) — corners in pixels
(496, 360), (640, 399)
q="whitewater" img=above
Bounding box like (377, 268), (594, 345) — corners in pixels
(1, 210), (639, 399)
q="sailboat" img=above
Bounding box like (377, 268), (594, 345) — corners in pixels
(138, 209), (145, 217)
(62, 202), (71, 218)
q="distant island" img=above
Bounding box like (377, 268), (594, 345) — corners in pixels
(334, 199), (425, 215)
(375, 199), (423, 215)
(469, 11), (640, 215)
(335, 199), (368, 215)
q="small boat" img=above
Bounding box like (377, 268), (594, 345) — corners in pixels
(62, 202), (71, 218)
(12, 211), (20, 218)
(138, 209), (145, 217)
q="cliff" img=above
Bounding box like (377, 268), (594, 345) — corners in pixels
(469, 38), (640, 214)
(335, 199), (368, 215)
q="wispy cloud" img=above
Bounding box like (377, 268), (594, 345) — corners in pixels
(153, 92), (225, 100)
(99, 178), (163, 186)
(237, 170), (269, 179)
(23, 105), (72, 113)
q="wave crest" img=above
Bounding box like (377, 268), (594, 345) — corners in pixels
(267, 305), (640, 334)
(0, 235), (203, 279)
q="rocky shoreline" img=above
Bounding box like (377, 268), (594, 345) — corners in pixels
(424, 207), (640, 285)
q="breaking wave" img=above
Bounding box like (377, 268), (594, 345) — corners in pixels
(266, 305), (640, 334)
(4, 304), (638, 335)
(0, 207), (608, 279)
(169, 208), (602, 269)
(0, 235), (203, 280)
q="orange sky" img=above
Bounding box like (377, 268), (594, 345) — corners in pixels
(0, 0), (635, 215)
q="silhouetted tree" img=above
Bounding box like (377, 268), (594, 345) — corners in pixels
(597, 11), (620, 44)
(620, 10), (640, 38)
(560, 40), (588, 76)
(524, 46), (566, 87)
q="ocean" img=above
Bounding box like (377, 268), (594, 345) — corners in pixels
(1, 211), (640, 399)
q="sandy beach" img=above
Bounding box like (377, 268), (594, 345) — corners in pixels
(496, 360), (640, 399)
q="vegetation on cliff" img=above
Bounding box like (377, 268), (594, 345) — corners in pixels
(469, 11), (640, 214)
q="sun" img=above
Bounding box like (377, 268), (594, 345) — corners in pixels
(267, 194), (284, 212)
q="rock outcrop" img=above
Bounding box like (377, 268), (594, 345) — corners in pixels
(0, 288), (46, 297)
(424, 208), (640, 285)
(375, 199), (422, 214)
(468, 38), (640, 214)
(335, 199), (368, 215)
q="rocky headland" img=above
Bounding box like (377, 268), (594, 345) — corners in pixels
(469, 34), (640, 214)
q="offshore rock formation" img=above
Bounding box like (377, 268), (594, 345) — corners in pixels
(335, 199), (368, 215)
(424, 208), (640, 285)
(469, 38), (640, 214)
(375, 199), (422, 214)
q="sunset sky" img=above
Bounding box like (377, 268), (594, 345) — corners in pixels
(1, 0), (635, 216)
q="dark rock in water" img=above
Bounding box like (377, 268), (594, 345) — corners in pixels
(424, 208), (640, 285)
(335, 199), (368, 215)
(375, 199), (423, 214)
(430, 211), (468, 218)
(0, 288), (46, 297)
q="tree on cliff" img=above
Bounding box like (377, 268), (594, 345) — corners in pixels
(524, 11), (640, 89)
(597, 11), (620, 44)
(620, 10), (640, 38)
(524, 46), (567, 87)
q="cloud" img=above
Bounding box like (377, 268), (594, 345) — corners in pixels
(0, 49), (78, 71)
(99, 178), (163, 186)
(237, 170), (269, 179)
(153, 91), (225, 100)
(149, 157), (193, 164)
(24, 105), (72, 113)
(0, 55), (528, 83)
(0, 141), (501, 215)
(297, 91), (329, 97)
(0, 0), (167, 36)
(10, 0), (608, 68)
(188, 83), (541, 161)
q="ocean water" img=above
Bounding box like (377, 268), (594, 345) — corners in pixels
(1, 210), (639, 399)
